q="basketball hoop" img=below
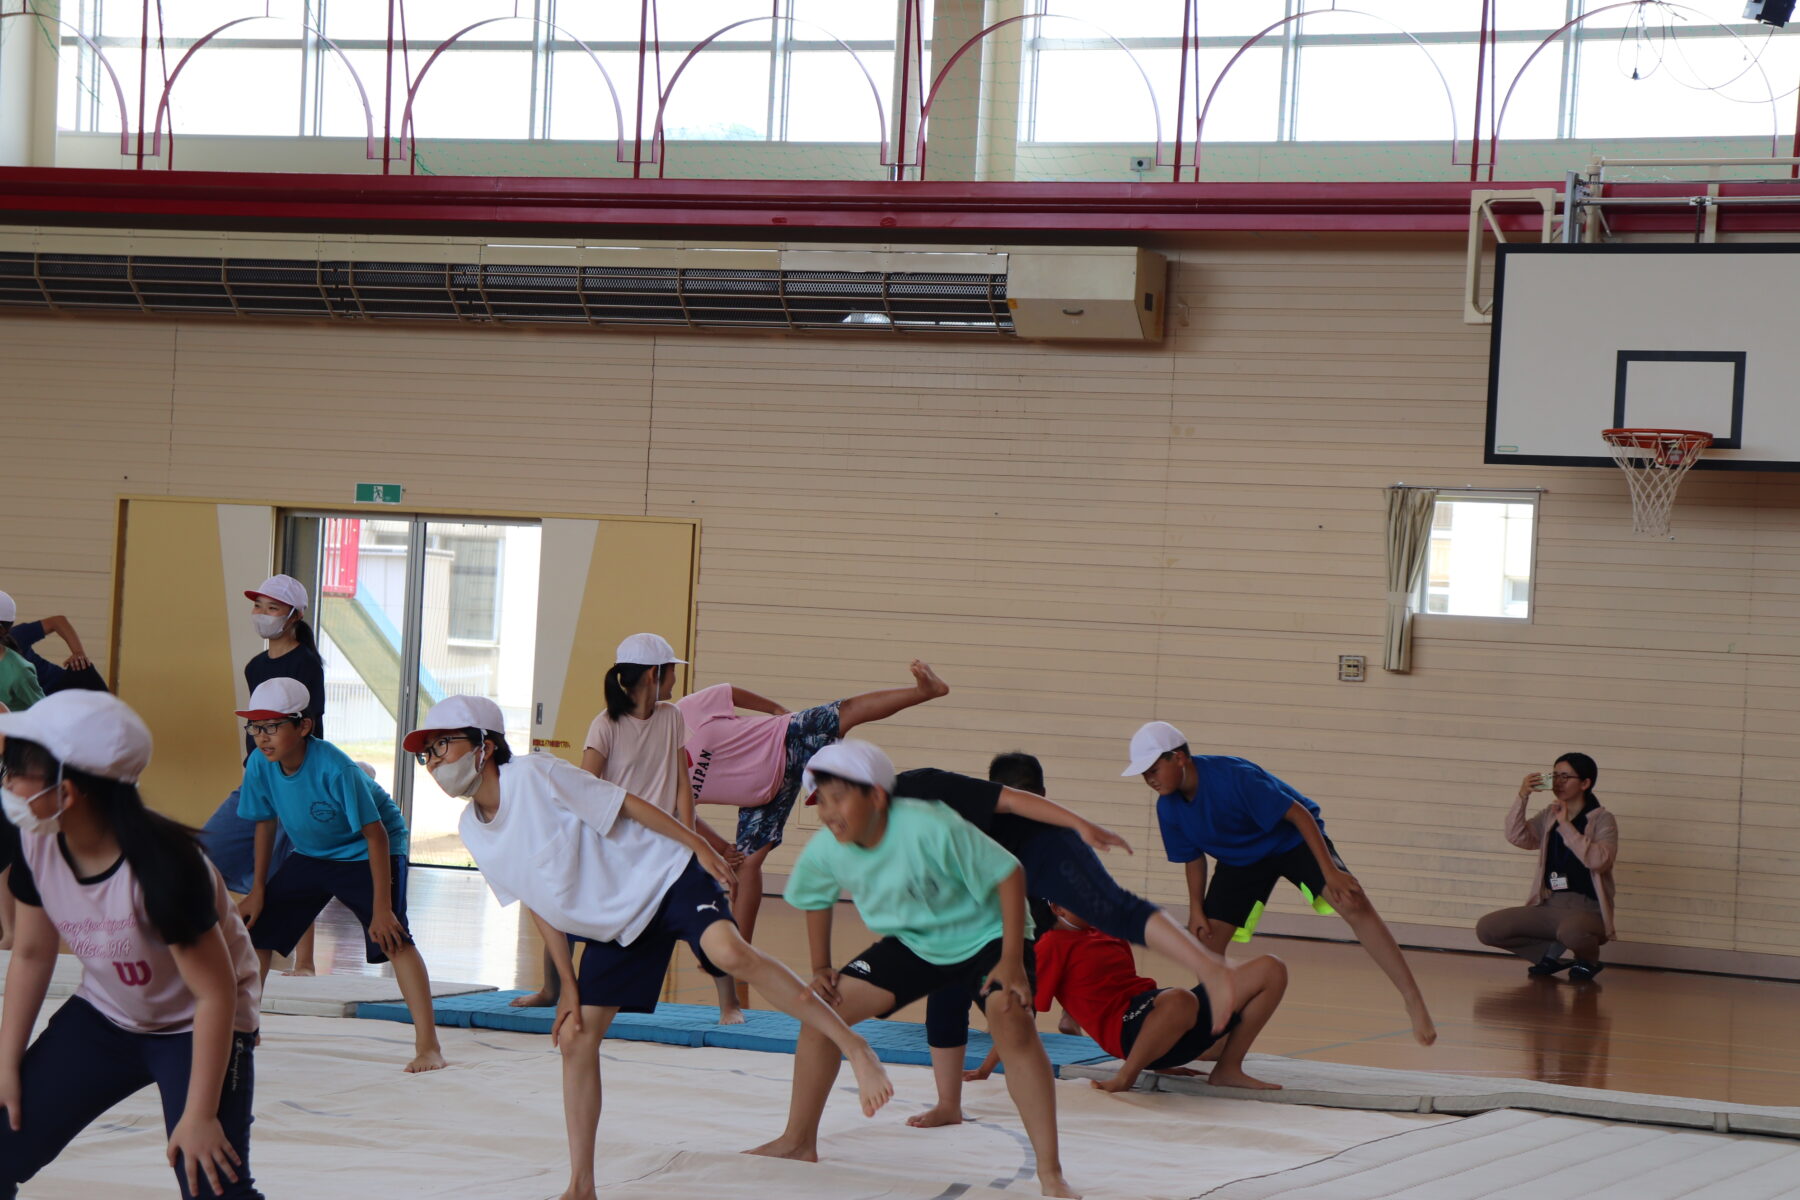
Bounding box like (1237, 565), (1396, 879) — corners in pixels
(1601, 428), (1712, 538)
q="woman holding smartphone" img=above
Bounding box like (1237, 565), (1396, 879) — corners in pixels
(1475, 753), (1618, 982)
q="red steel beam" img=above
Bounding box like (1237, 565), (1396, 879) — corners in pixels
(3, 168), (1800, 236)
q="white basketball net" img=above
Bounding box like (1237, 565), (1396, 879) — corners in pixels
(1602, 429), (1711, 538)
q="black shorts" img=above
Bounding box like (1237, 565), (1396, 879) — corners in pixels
(572, 856), (733, 1013)
(839, 935), (1035, 1017)
(1117, 986), (1241, 1071)
(251, 852), (413, 965)
(1204, 837), (1345, 941)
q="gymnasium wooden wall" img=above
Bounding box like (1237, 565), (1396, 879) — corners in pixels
(3, 232), (1796, 975)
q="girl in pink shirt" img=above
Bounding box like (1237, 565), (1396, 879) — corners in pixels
(0, 691), (263, 1199)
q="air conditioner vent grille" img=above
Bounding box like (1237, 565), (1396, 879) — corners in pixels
(0, 252), (1013, 334)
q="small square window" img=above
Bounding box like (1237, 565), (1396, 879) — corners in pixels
(1415, 494), (1537, 620)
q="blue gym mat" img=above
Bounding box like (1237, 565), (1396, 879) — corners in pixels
(356, 992), (1115, 1076)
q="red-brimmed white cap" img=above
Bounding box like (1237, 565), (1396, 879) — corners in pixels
(236, 677), (311, 721)
(801, 739), (895, 805)
(245, 574), (308, 612)
(0, 690), (153, 783)
(403, 694), (505, 753)
(1122, 720), (1188, 776)
(614, 632), (687, 667)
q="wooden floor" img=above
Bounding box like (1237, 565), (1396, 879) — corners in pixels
(304, 866), (1800, 1109)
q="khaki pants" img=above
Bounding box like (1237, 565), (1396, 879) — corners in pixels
(1476, 892), (1606, 963)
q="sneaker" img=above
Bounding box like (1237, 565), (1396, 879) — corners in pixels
(1527, 955), (1570, 977)
(1568, 960), (1606, 983)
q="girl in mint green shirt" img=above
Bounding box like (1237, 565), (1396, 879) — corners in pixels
(0, 641), (44, 712)
(754, 740), (1077, 1198)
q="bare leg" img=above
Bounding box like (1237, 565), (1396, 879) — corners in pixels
(1141, 910), (1235, 1035)
(702, 923), (891, 1117)
(907, 1044), (968, 1128)
(732, 844), (774, 942)
(283, 925), (318, 976)
(512, 946), (562, 1007)
(835, 660), (950, 734)
(1335, 895), (1436, 1046)
(1207, 956), (1286, 1090)
(747, 977), (895, 1161)
(713, 970), (746, 1023)
(389, 945), (448, 1072)
(560, 1005), (618, 1200)
(985, 987), (1078, 1198)
(1091, 988), (1198, 1094)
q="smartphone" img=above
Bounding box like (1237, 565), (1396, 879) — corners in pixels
(1531, 770), (1554, 791)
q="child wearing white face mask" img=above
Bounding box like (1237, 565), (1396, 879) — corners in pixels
(0, 691), (265, 1199)
(242, 576), (325, 752)
(408, 694), (894, 1200)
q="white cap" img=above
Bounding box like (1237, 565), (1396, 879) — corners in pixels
(236, 677), (311, 720)
(403, 694), (505, 753)
(1121, 720), (1189, 776)
(245, 574), (308, 613)
(801, 739), (896, 804)
(0, 591), (15, 624)
(614, 632), (686, 667)
(0, 690), (153, 784)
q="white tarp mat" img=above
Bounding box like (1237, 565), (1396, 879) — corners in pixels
(1202, 1107), (1800, 1200)
(20, 1006), (1447, 1200)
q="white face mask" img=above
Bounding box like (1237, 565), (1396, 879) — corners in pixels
(429, 744), (487, 800)
(252, 611), (293, 640)
(3, 772), (65, 837)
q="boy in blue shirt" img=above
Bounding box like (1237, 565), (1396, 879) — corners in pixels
(234, 678), (447, 1072)
(750, 740), (1077, 1199)
(1126, 720), (1436, 1047)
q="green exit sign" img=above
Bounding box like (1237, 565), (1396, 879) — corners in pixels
(355, 483), (404, 505)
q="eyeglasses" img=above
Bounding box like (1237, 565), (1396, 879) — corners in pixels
(1549, 772), (1581, 782)
(413, 734), (474, 766)
(243, 720), (296, 738)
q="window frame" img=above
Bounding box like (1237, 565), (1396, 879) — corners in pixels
(1412, 490), (1541, 624)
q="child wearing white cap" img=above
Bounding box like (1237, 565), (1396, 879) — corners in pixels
(232, 678), (447, 1072)
(754, 740), (1077, 1199)
(242, 575), (324, 748)
(1126, 720), (1436, 1046)
(0, 593), (45, 714)
(0, 691), (264, 1198)
(408, 694), (893, 1200)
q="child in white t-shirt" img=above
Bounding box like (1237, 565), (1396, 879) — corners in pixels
(410, 694), (893, 1200)
(0, 692), (264, 1199)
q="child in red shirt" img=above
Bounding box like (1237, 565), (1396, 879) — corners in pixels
(974, 905), (1288, 1094)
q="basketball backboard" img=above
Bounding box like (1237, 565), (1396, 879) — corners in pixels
(1486, 245), (1800, 471)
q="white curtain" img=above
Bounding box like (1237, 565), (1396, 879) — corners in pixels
(1383, 487), (1438, 673)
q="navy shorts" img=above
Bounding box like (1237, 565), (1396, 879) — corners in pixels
(841, 936), (1036, 1031)
(1117, 985), (1241, 1071)
(734, 700), (842, 856)
(572, 856), (734, 1013)
(1206, 837), (1345, 940)
(249, 853), (413, 965)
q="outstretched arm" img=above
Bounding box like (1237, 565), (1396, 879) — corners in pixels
(166, 926), (246, 1196)
(1283, 802), (1364, 911)
(620, 794), (737, 891)
(996, 787), (1132, 854)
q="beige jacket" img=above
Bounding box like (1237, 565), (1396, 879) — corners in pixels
(1505, 794), (1619, 942)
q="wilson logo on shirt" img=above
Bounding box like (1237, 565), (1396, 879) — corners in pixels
(113, 960), (153, 987)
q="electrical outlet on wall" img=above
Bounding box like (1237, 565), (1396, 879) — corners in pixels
(1338, 655), (1366, 682)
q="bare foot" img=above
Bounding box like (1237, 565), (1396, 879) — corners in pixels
(508, 990), (558, 1008)
(909, 659), (950, 699)
(745, 1136), (818, 1163)
(281, 965), (317, 978)
(405, 1048), (448, 1074)
(847, 1044), (894, 1117)
(1206, 1065), (1281, 1090)
(1089, 1071), (1141, 1094)
(1057, 1011), (1080, 1037)
(1038, 1170), (1082, 1198)
(558, 1184), (598, 1200)
(717, 1006), (747, 1026)
(1407, 998), (1438, 1047)
(905, 1104), (965, 1128)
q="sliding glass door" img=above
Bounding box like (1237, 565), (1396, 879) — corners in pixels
(283, 513), (541, 867)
